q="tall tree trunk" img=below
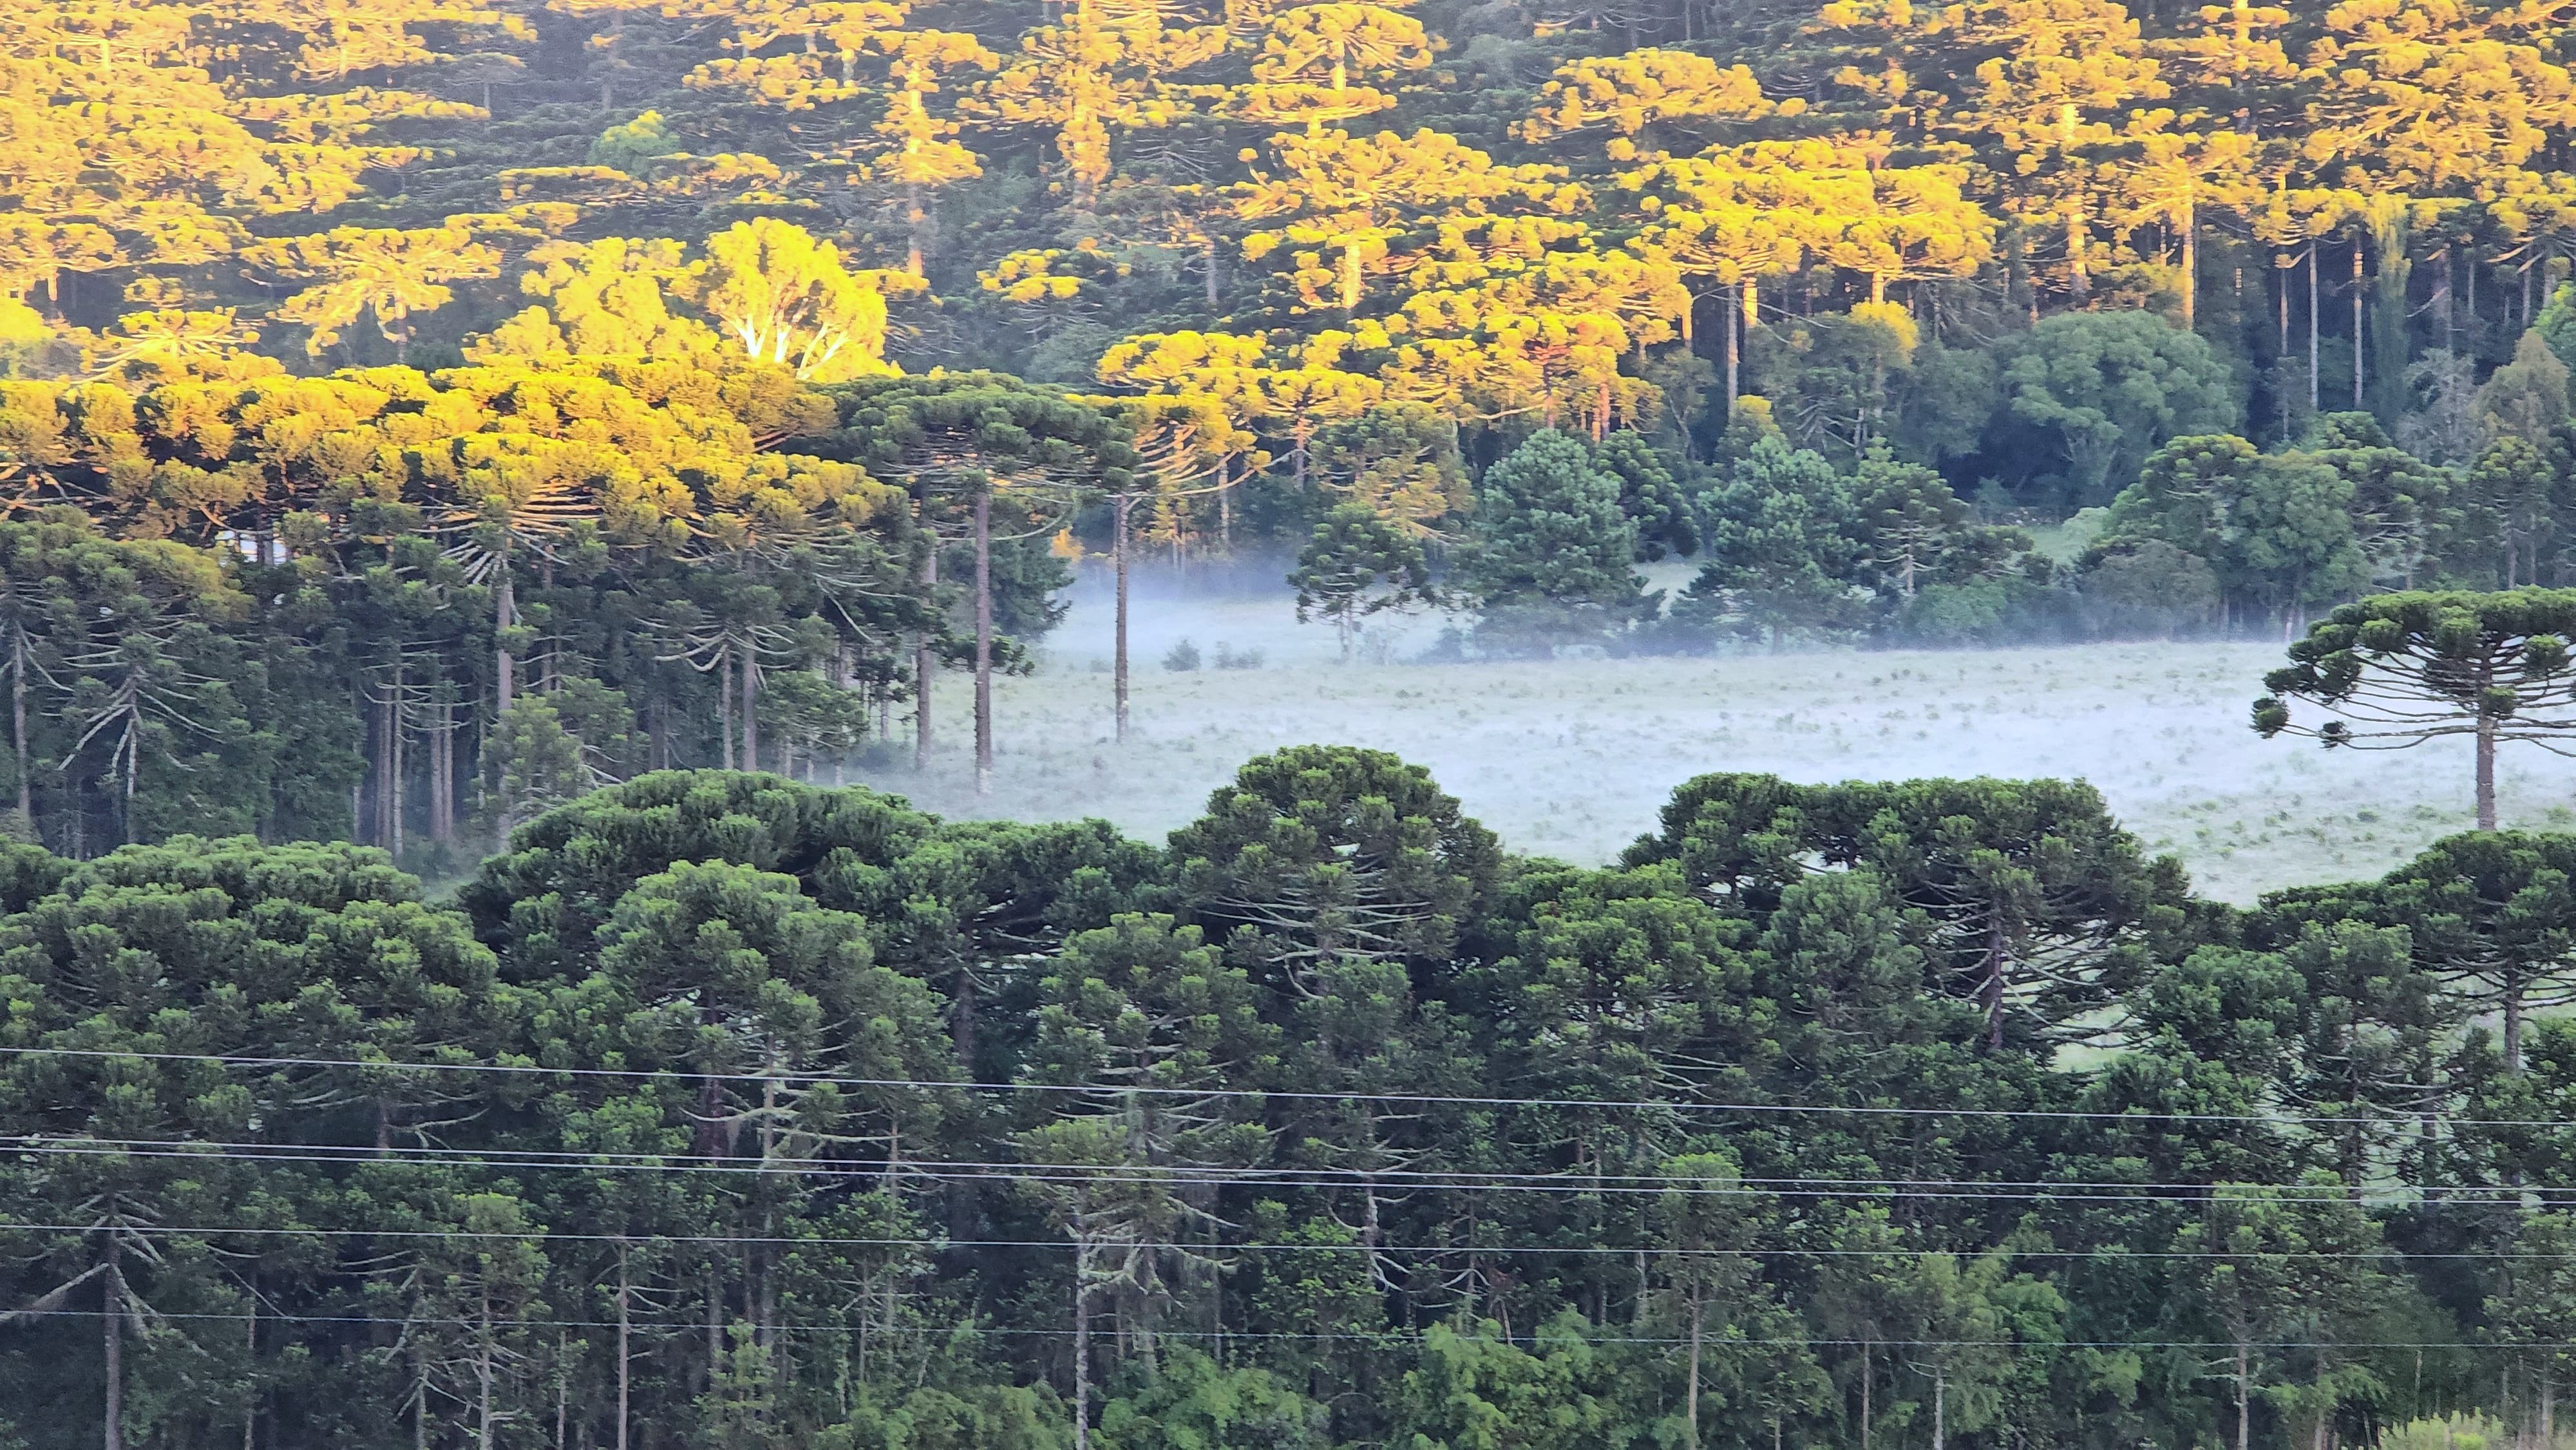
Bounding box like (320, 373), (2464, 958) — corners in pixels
(2068, 205), (2088, 301)
(906, 182), (927, 278)
(104, 1242), (123, 1450)
(478, 1284), (496, 1450)
(1685, 1288), (1704, 1450)
(2278, 258), (2290, 353)
(2318, 241), (2339, 415)
(916, 540), (937, 771)
(431, 693), (453, 847)
(1724, 286), (1739, 405)
(1072, 1243), (1092, 1450)
(1113, 494), (1131, 742)
(2439, 245), (2454, 355)
(2237, 1342), (2252, 1450)
(13, 630), (30, 827)
(1933, 1370), (1946, 1450)
(741, 645), (758, 773)
(617, 1244), (631, 1450)
(390, 659), (404, 858)
(374, 684), (393, 851)
(1984, 918), (2007, 1050)
(973, 489), (994, 796)
(243, 1277), (257, 1450)
(706, 1262), (723, 1388)
(2477, 710), (2498, 832)
(496, 567), (516, 717)
(2179, 197), (2197, 330)
(1203, 236), (1220, 310)
(1859, 1341), (1872, 1450)
(2352, 238), (2365, 410)
(718, 651), (735, 769)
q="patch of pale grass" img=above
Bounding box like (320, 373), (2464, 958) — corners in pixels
(851, 575), (2573, 904)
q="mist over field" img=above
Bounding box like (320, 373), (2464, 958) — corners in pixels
(861, 563), (2568, 903)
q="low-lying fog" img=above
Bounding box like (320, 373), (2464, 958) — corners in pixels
(852, 560), (2571, 903)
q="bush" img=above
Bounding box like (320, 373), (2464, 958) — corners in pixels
(1162, 637), (1201, 672)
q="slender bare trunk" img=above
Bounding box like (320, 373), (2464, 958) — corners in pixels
(1218, 457), (1233, 554)
(1072, 1241), (1092, 1450)
(2353, 239), (2365, 410)
(617, 1244), (632, 1450)
(2278, 259), (2290, 353)
(906, 182), (926, 278)
(495, 566), (515, 716)
(2179, 198), (2196, 329)
(104, 1242), (123, 1450)
(916, 540), (937, 770)
(2068, 206), (2088, 300)
(1724, 286), (1739, 405)
(1984, 917), (2007, 1050)
(1113, 494), (1131, 741)
(2477, 710), (2498, 831)
(741, 644), (758, 772)
(718, 651), (734, 769)
(2237, 1342), (2251, 1450)
(430, 692), (453, 846)
(390, 660), (404, 857)
(1860, 1341), (1872, 1450)
(477, 1281), (496, 1450)
(1685, 1288), (1704, 1450)
(243, 1280), (257, 1450)
(13, 631), (30, 825)
(706, 1263), (722, 1386)
(973, 489), (993, 795)
(2318, 241), (2339, 415)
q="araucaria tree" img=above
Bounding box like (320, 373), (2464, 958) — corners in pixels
(1452, 430), (1647, 655)
(2255, 590), (2576, 829)
(1290, 503), (1435, 659)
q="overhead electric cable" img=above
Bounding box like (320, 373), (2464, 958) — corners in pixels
(1, 1045), (2556, 1128)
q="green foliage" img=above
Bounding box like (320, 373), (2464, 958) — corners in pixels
(2103, 434), (2369, 626)
(1678, 438), (2032, 646)
(1097, 1350), (1327, 1450)
(1289, 504), (1436, 658)
(1990, 314), (2239, 507)
(1454, 431), (1649, 655)
(0, 757), (2561, 1450)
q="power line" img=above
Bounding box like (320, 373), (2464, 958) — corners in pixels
(1, 1136), (2510, 1198)
(0, 1305), (2544, 1351)
(3, 1045), (2552, 1129)
(0, 1219), (2557, 1261)
(6, 1140), (2543, 1205)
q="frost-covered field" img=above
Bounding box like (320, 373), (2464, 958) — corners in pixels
(853, 565), (2575, 903)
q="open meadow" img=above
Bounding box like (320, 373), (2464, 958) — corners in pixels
(865, 565), (2576, 904)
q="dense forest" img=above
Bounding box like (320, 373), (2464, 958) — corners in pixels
(11, 0), (2576, 858)
(5, 758), (2576, 1450)
(13, 5), (2576, 1445)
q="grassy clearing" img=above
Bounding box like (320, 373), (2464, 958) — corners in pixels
(850, 571), (2574, 903)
